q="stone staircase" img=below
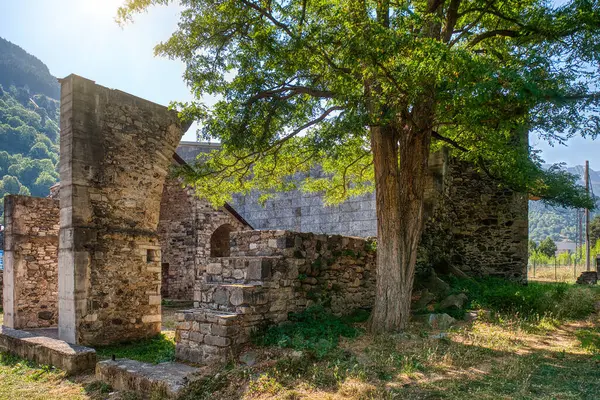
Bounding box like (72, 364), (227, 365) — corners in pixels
(175, 230), (376, 365)
(176, 240), (297, 364)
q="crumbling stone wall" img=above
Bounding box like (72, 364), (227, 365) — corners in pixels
(158, 169), (249, 300)
(419, 158), (528, 279)
(2, 195), (59, 329)
(176, 230), (376, 364)
(58, 74), (185, 345)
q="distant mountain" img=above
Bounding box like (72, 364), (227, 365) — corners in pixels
(529, 165), (600, 244)
(0, 37), (59, 99)
(0, 37), (60, 219)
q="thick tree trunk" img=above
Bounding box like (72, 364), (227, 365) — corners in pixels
(369, 123), (432, 333)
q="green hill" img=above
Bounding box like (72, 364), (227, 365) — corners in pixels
(0, 37), (60, 218)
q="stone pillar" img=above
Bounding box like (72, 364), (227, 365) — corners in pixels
(2, 195), (60, 329)
(58, 75), (184, 345)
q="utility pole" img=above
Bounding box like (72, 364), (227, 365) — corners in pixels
(585, 160), (591, 271)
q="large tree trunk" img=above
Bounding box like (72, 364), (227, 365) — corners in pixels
(369, 123), (432, 333)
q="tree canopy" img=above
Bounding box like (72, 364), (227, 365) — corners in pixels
(120, 0), (600, 331)
(120, 0), (598, 209)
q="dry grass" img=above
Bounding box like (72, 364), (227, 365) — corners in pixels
(185, 314), (600, 400)
(528, 264), (581, 283)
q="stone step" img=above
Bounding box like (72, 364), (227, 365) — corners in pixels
(96, 358), (199, 399)
(175, 309), (246, 365)
(202, 256), (283, 283)
(194, 283), (267, 313)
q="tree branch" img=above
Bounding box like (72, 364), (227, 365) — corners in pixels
(468, 29), (520, 47)
(431, 130), (469, 152)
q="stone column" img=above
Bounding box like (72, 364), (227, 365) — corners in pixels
(58, 75), (185, 345)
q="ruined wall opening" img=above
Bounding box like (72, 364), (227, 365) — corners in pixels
(210, 224), (234, 257)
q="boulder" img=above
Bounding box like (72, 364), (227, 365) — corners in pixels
(439, 293), (468, 310)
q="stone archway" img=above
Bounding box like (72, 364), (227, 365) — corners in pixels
(210, 224), (234, 257)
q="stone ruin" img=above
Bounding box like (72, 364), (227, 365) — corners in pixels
(0, 74), (529, 381)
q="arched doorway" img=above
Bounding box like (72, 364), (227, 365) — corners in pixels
(210, 224), (234, 257)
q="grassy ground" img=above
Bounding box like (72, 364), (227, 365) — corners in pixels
(2, 284), (600, 399)
(179, 280), (600, 400)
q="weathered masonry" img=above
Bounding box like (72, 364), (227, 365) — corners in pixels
(178, 144), (529, 280)
(57, 75), (185, 346)
(2, 195), (59, 329)
(176, 230), (376, 364)
(158, 155), (252, 300)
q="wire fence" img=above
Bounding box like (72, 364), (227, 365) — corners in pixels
(527, 258), (596, 283)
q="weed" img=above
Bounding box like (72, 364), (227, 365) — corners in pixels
(84, 381), (112, 395)
(248, 373), (284, 395)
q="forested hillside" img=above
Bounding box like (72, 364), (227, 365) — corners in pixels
(0, 37), (59, 219)
(529, 166), (600, 243)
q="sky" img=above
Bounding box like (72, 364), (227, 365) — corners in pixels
(0, 0), (597, 167)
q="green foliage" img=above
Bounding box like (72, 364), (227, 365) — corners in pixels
(0, 39), (60, 219)
(590, 214), (600, 247)
(120, 0), (600, 210)
(538, 237), (558, 258)
(94, 334), (176, 364)
(449, 277), (598, 321)
(254, 305), (368, 358)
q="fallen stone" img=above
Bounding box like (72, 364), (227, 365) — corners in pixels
(427, 313), (456, 330)
(576, 271), (598, 285)
(239, 351), (258, 366)
(429, 332), (448, 339)
(96, 359), (199, 399)
(422, 271), (450, 297)
(463, 311), (479, 322)
(413, 289), (436, 310)
(439, 293), (468, 310)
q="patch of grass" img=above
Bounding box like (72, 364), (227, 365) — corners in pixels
(449, 277), (598, 321)
(95, 333), (175, 364)
(248, 373), (284, 395)
(0, 351), (91, 399)
(177, 371), (231, 400)
(254, 306), (368, 358)
(84, 380), (112, 395)
(576, 328), (600, 354)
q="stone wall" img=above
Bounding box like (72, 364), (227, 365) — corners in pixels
(176, 230), (376, 364)
(158, 168), (250, 300)
(0, 267), (3, 312)
(58, 74), (185, 345)
(418, 158), (528, 279)
(231, 150), (527, 279)
(2, 195), (59, 329)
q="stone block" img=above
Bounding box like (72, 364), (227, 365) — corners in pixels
(0, 326), (96, 375)
(96, 359), (199, 399)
